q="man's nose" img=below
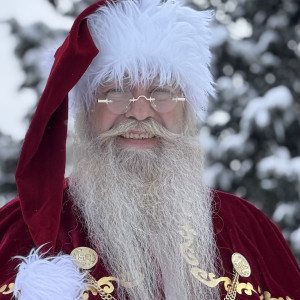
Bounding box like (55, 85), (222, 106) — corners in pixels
(125, 92), (156, 121)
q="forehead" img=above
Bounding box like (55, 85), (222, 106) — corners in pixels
(97, 76), (179, 91)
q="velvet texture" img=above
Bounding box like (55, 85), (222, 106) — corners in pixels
(0, 0), (299, 299)
(0, 190), (299, 299)
(14, 1), (103, 249)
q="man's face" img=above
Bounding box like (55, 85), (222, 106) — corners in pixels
(89, 81), (185, 149)
(71, 89), (218, 300)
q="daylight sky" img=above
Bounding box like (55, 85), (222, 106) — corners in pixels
(0, 0), (73, 140)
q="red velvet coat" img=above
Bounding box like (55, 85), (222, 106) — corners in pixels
(0, 0), (299, 299)
(0, 188), (299, 299)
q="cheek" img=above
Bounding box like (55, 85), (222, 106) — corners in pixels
(161, 104), (185, 133)
(89, 105), (119, 134)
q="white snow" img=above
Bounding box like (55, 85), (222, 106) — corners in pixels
(240, 86), (293, 131)
(260, 52), (281, 67)
(0, 0), (72, 140)
(219, 133), (247, 155)
(204, 163), (236, 191)
(267, 13), (289, 29)
(273, 202), (298, 223)
(257, 147), (300, 181)
(207, 110), (231, 126)
(227, 17), (253, 40)
(290, 227), (300, 251)
(227, 30), (279, 65)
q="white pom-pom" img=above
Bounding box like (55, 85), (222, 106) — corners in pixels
(13, 247), (87, 300)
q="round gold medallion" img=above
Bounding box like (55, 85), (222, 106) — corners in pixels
(231, 252), (251, 278)
(71, 247), (98, 270)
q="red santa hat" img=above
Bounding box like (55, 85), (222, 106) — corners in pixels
(72, 0), (214, 119)
(15, 0), (214, 250)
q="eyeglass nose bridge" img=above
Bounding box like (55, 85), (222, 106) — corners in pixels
(129, 95), (155, 103)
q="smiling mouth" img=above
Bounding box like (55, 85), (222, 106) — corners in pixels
(120, 132), (156, 139)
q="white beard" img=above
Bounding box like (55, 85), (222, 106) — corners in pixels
(69, 117), (221, 300)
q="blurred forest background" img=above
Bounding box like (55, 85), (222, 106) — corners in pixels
(0, 0), (299, 263)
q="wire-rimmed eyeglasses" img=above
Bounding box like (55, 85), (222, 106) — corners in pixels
(97, 86), (185, 115)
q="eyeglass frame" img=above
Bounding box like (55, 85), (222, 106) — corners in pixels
(97, 89), (186, 114)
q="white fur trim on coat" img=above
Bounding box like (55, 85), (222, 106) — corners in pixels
(13, 247), (87, 300)
(72, 0), (215, 120)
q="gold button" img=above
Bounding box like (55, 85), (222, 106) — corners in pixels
(231, 253), (251, 278)
(71, 247), (98, 270)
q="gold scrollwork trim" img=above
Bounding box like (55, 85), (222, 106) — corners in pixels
(191, 266), (256, 296)
(178, 219), (294, 300)
(257, 286), (294, 300)
(83, 276), (118, 299)
(98, 276), (117, 294)
(190, 263), (293, 300)
(1, 274), (142, 300)
(237, 282), (256, 296)
(82, 274), (143, 299)
(0, 283), (14, 295)
(179, 223), (199, 266)
(191, 267), (231, 289)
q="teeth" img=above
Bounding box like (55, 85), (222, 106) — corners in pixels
(121, 132), (155, 139)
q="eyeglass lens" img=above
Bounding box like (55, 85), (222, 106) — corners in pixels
(98, 86), (184, 114)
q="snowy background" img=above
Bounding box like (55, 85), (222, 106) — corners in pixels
(0, 0), (299, 263)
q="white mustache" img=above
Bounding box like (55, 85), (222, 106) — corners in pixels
(97, 119), (181, 141)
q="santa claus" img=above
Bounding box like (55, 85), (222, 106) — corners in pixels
(0, 0), (299, 299)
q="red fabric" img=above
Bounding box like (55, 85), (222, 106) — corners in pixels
(212, 191), (300, 299)
(14, 1), (104, 249)
(0, 190), (299, 299)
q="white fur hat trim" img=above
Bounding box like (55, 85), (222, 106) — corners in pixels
(13, 247), (86, 300)
(73, 0), (214, 120)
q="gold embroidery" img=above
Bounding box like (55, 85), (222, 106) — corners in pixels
(1, 274), (295, 300)
(0, 277), (118, 299)
(232, 253), (251, 278)
(2, 236), (295, 300)
(178, 223), (199, 266)
(236, 282), (256, 295)
(190, 266), (256, 296)
(223, 253), (253, 299)
(257, 287), (293, 300)
(71, 247), (98, 270)
(83, 275), (118, 300)
(97, 276), (117, 294)
(190, 267), (231, 288)
(82, 271), (145, 299)
(178, 220), (294, 300)
(0, 283), (14, 295)
(224, 270), (240, 300)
